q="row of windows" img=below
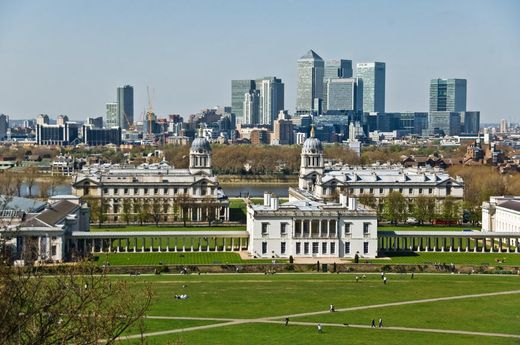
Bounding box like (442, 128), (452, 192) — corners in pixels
(352, 187), (436, 195)
(100, 187), (209, 196)
(261, 222), (371, 237)
(261, 241), (371, 255)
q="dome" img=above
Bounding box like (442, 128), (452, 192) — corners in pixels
(191, 136), (211, 153)
(302, 126), (322, 154)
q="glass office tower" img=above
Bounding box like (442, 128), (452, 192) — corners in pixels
(355, 62), (386, 113)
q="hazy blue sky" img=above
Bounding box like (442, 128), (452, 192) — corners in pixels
(0, 0), (518, 122)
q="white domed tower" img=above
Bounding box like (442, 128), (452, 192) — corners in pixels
(189, 128), (212, 175)
(299, 126), (324, 190)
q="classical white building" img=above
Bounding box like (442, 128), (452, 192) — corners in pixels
(297, 129), (464, 204)
(71, 132), (229, 224)
(1, 195), (90, 263)
(482, 196), (520, 244)
(247, 129), (378, 259)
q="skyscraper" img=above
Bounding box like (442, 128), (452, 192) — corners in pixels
(0, 114), (8, 140)
(231, 80), (255, 124)
(429, 79), (467, 112)
(243, 90), (260, 125)
(296, 50), (324, 115)
(326, 78), (358, 112)
(117, 85), (134, 129)
(106, 102), (118, 127)
(258, 77), (284, 125)
(323, 59), (353, 112)
(355, 62), (386, 113)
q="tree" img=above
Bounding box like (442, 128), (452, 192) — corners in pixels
(413, 196), (429, 225)
(383, 191), (407, 225)
(121, 198), (132, 225)
(10, 171), (24, 197)
(24, 166), (38, 197)
(359, 193), (377, 210)
(176, 193), (192, 227)
(151, 198), (162, 226)
(37, 180), (51, 199)
(441, 196), (460, 225)
(0, 261), (153, 345)
(136, 199), (151, 225)
(84, 197), (106, 226)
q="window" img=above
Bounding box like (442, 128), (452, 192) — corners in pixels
(359, 188), (364, 194)
(379, 188), (383, 194)
(330, 242), (336, 254)
(174, 188), (178, 194)
(322, 242), (327, 254)
(369, 188), (373, 194)
(144, 188), (149, 195)
(364, 242), (369, 254)
(345, 242), (350, 254)
(103, 188), (108, 194)
(419, 188), (423, 194)
(281, 242), (286, 254)
(51, 245), (57, 256)
(262, 242), (267, 254)
(295, 220), (302, 237)
(312, 242), (319, 254)
(124, 188), (128, 195)
(281, 223), (288, 236)
(428, 188), (433, 194)
(261, 222), (269, 236)
(134, 188), (138, 194)
(409, 188), (413, 194)
(164, 188), (168, 194)
(389, 188), (393, 193)
(296, 242), (301, 254)
(344, 223), (351, 236)
(154, 188), (159, 194)
(304, 242), (309, 255)
(399, 188), (403, 193)
(363, 223), (370, 235)
(114, 188), (118, 194)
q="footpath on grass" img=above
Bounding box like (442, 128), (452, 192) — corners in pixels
(125, 289), (520, 342)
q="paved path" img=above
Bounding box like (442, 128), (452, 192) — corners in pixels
(126, 289), (520, 341)
(264, 289), (520, 320)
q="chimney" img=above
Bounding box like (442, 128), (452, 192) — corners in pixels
(339, 193), (348, 207)
(264, 192), (272, 207)
(348, 197), (357, 211)
(271, 196), (279, 211)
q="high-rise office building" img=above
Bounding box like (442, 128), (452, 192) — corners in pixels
(323, 59), (353, 112)
(106, 103), (118, 127)
(271, 110), (294, 145)
(500, 119), (508, 133)
(461, 111), (480, 134)
(117, 85), (134, 129)
(427, 111), (461, 136)
(243, 90), (260, 125)
(36, 114), (50, 125)
(355, 62), (386, 113)
(86, 116), (104, 128)
(231, 80), (256, 124)
(258, 77), (284, 125)
(429, 79), (467, 112)
(296, 50), (324, 115)
(326, 78), (358, 112)
(0, 114), (8, 140)
(82, 125), (122, 146)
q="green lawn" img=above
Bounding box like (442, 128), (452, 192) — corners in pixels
(115, 273), (520, 345)
(379, 225), (481, 232)
(122, 318), (222, 336)
(91, 225), (246, 232)
(370, 252), (520, 265)
(95, 252), (280, 265)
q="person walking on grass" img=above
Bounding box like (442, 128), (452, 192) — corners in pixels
(383, 276), (387, 285)
(317, 323), (323, 333)
(371, 319), (376, 328)
(378, 318), (383, 328)
(285, 317), (289, 326)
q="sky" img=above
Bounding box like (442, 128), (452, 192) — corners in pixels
(0, 0), (519, 123)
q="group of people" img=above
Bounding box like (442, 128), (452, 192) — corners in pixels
(174, 294), (189, 300)
(371, 318), (383, 328)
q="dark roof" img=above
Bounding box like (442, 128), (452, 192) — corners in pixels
(300, 50), (323, 60)
(23, 200), (78, 227)
(498, 200), (520, 212)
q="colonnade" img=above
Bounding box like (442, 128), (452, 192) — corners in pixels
(379, 235), (520, 253)
(294, 219), (338, 238)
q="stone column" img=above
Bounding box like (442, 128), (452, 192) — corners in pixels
(498, 238), (503, 253)
(239, 237), (242, 250)
(490, 238), (494, 253)
(473, 238), (478, 252)
(231, 238), (235, 251)
(182, 238), (186, 252)
(223, 238), (226, 252)
(515, 238), (519, 253)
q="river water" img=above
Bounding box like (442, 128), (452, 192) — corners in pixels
(18, 183), (291, 198)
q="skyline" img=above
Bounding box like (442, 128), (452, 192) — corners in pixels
(0, 0), (519, 122)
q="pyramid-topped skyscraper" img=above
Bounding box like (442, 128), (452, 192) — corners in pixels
(296, 50), (324, 115)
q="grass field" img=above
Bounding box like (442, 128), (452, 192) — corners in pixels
(378, 225), (481, 232)
(371, 252), (520, 265)
(117, 273), (520, 344)
(95, 252), (282, 265)
(91, 225), (246, 232)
